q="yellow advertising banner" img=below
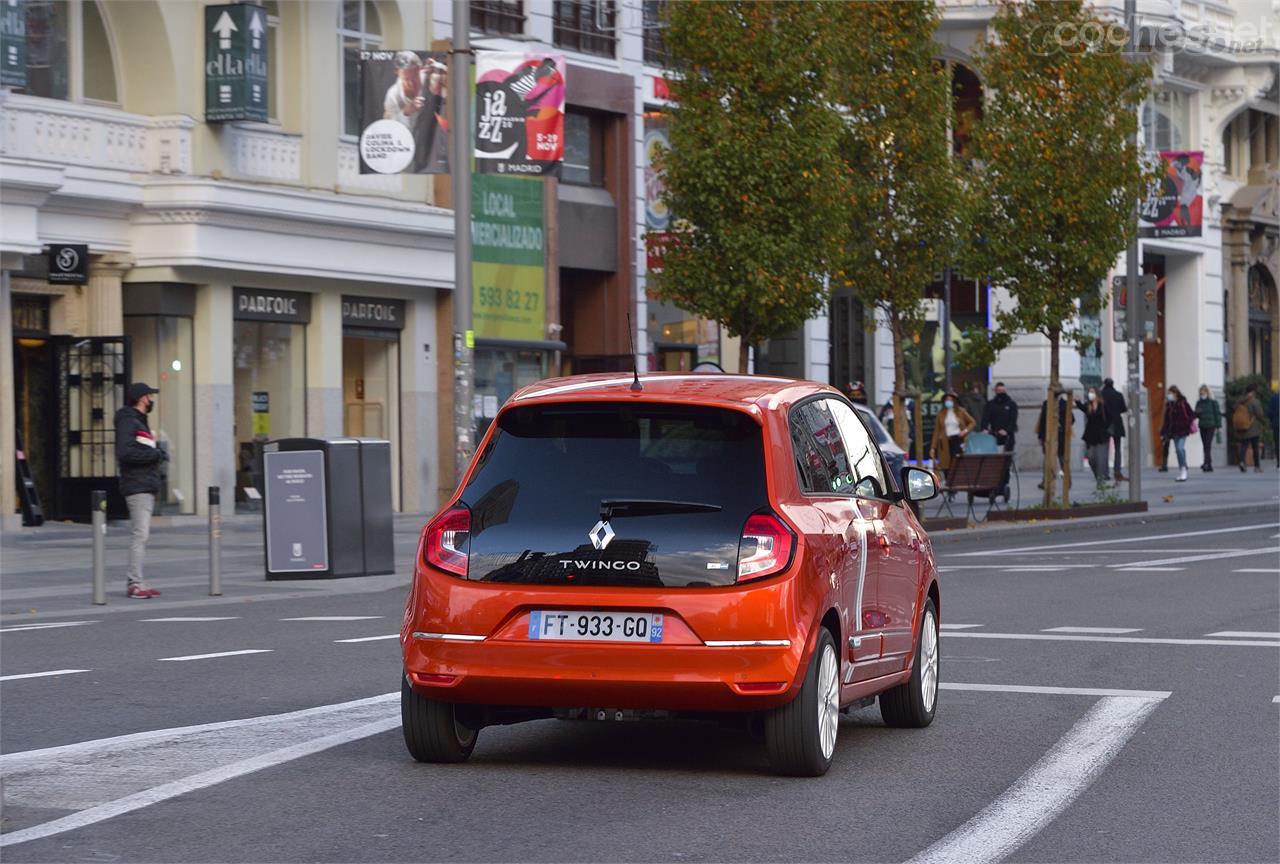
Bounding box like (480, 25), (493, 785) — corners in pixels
(472, 173), (545, 342)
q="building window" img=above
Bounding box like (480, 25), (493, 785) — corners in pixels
(1142, 90), (1190, 152)
(264, 0), (281, 125)
(553, 1), (616, 58)
(642, 1), (667, 67)
(562, 110), (604, 186)
(339, 0), (382, 137)
(17, 0), (118, 105)
(471, 0), (524, 35)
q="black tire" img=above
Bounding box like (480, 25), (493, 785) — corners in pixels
(401, 675), (479, 763)
(764, 628), (839, 777)
(879, 597), (939, 728)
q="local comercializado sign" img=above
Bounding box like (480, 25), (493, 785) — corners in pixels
(472, 173), (545, 342)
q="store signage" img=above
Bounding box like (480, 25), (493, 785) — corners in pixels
(357, 50), (449, 175)
(1, 0), (26, 89)
(263, 450), (329, 574)
(472, 173), (546, 342)
(475, 52), (565, 177)
(342, 296), (405, 330)
(46, 244), (88, 285)
(204, 3), (268, 123)
(1139, 150), (1202, 238)
(233, 288), (310, 323)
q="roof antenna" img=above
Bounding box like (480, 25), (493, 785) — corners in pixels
(627, 312), (643, 391)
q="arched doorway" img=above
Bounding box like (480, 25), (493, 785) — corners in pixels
(1247, 263), (1277, 384)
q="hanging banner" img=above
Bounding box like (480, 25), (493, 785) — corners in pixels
(472, 174), (545, 341)
(358, 50), (449, 174)
(204, 3), (268, 123)
(474, 52), (565, 177)
(1139, 150), (1202, 238)
(643, 111), (671, 272)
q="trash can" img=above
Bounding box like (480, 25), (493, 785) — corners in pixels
(262, 437), (394, 579)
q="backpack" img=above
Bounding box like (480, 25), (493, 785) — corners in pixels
(1232, 401), (1251, 433)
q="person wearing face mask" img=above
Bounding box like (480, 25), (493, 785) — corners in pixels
(114, 383), (168, 598)
(930, 391), (976, 474)
(1158, 385), (1196, 482)
(1193, 384), (1221, 471)
(1074, 387), (1112, 484)
(1100, 378), (1127, 481)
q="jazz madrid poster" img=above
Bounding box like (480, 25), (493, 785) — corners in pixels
(1139, 150), (1203, 238)
(358, 50), (449, 174)
(475, 52), (565, 176)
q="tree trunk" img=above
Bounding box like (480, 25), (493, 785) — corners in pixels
(738, 340), (751, 375)
(1041, 329), (1061, 508)
(890, 314), (909, 450)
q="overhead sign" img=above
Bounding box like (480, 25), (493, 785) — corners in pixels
(472, 173), (545, 342)
(1, 0), (26, 89)
(342, 296), (405, 330)
(475, 52), (565, 177)
(46, 244), (88, 285)
(357, 50), (449, 174)
(233, 288), (311, 324)
(1139, 151), (1202, 238)
(205, 3), (268, 123)
(263, 450), (329, 574)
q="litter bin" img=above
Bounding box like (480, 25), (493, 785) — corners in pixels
(262, 437), (394, 579)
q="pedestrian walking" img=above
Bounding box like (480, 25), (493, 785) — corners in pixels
(1035, 393), (1067, 488)
(980, 381), (1019, 452)
(1075, 387), (1111, 484)
(1269, 390), (1280, 470)
(1193, 385), (1222, 472)
(1100, 378), (1127, 481)
(930, 391), (975, 472)
(1231, 385), (1265, 472)
(115, 382), (167, 598)
(1159, 385), (1196, 482)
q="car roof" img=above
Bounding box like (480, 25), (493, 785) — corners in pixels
(508, 373), (841, 414)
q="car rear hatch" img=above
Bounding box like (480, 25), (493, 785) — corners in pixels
(459, 401), (770, 588)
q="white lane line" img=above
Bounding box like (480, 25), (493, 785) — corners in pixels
(1109, 547), (1280, 569)
(156, 650), (272, 662)
(940, 624), (984, 630)
(1206, 631), (1280, 639)
(948, 522), (1280, 557)
(1001, 567), (1071, 573)
(1115, 567), (1185, 572)
(1042, 627), (1143, 634)
(944, 631), (1280, 648)
(281, 616), (384, 622)
(0, 621), (95, 633)
(334, 634), (399, 643)
(140, 617), (240, 623)
(1273, 696), (1280, 704)
(0, 669), (90, 682)
(907, 694), (1165, 864)
(1234, 568), (1280, 573)
(943, 682), (1171, 699)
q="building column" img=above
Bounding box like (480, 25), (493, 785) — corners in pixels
(1225, 228), (1250, 378)
(85, 254), (132, 336)
(306, 290), (343, 438)
(193, 283), (235, 517)
(401, 292), (439, 515)
(0, 265), (17, 530)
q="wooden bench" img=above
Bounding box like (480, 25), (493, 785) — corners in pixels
(934, 452), (1013, 522)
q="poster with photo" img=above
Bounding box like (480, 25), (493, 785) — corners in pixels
(1139, 150), (1202, 238)
(475, 51), (565, 177)
(358, 50), (449, 175)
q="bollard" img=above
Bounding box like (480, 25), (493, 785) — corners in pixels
(91, 490), (107, 606)
(208, 486), (222, 596)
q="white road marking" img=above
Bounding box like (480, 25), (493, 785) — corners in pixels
(1042, 627), (1142, 634)
(140, 617), (240, 623)
(948, 522), (1280, 557)
(1206, 631), (1280, 639)
(944, 631), (1280, 648)
(1234, 568), (1280, 573)
(0, 693), (399, 848)
(940, 624), (984, 630)
(334, 634), (399, 643)
(0, 621), (95, 633)
(0, 669), (89, 682)
(1109, 548), (1280, 569)
(943, 682), (1171, 699)
(1115, 567), (1185, 572)
(938, 564), (1091, 571)
(156, 649), (272, 662)
(907, 694), (1165, 864)
(1273, 696), (1280, 704)
(1001, 567), (1071, 572)
(281, 616), (384, 622)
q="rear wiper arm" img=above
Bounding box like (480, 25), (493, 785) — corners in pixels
(599, 499), (722, 520)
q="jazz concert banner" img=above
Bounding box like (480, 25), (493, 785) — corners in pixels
(475, 52), (565, 177)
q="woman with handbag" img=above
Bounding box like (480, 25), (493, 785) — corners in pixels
(1194, 385), (1221, 472)
(1159, 385), (1196, 482)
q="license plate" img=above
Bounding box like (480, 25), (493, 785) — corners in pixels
(529, 610), (664, 643)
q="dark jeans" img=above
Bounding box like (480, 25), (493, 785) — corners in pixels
(1199, 427), (1215, 468)
(947, 435), (964, 462)
(1110, 433), (1124, 476)
(1238, 435), (1261, 468)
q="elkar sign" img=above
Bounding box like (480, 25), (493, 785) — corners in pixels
(205, 3), (268, 123)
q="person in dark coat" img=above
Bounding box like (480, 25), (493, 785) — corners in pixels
(980, 381), (1018, 452)
(1193, 385), (1222, 471)
(1269, 391), (1280, 470)
(1159, 385), (1196, 481)
(1100, 378), (1127, 481)
(1075, 387), (1111, 483)
(115, 382), (166, 598)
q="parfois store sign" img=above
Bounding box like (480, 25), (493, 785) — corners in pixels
(205, 3), (268, 123)
(342, 297), (405, 330)
(234, 288), (311, 324)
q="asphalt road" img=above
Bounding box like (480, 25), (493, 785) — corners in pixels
(1, 509), (1277, 863)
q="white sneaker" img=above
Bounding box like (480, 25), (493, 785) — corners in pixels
(1177, 467), (1188, 482)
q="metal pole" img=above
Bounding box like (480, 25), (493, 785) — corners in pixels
(1125, 0), (1143, 503)
(91, 489), (106, 605)
(208, 486), (222, 596)
(942, 266), (953, 393)
(452, 0), (475, 481)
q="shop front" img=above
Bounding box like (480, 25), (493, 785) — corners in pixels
(342, 295), (402, 510)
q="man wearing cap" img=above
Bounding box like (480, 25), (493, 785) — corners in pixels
(115, 383), (166, 598)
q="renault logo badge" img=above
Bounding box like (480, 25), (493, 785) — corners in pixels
(588, 519), (615, 550)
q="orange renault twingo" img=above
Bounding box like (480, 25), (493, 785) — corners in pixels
(401, 373), (942, 776)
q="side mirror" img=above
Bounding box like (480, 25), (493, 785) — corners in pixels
(901, 466), (939, 502)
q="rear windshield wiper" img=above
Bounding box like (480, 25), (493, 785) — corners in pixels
(599, 499), (723, 520)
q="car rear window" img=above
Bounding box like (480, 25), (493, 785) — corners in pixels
(461, 402), (768, 587)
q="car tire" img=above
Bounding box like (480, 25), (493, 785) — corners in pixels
(401, 675), (479, 763)
(764, 627), (839, 777)
(879, 597), (939, 728)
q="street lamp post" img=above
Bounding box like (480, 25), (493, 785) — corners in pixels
(1125, 0), (1143, 503)
(452, 0), (475, 482)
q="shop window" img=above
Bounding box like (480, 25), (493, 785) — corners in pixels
(562, 110), (604, 186)
(343, 333), (400, 510)
(472, 0), (524, 35)
(233, 320), (306, 509)
(123, 316), (195, 514)
(553, 0), (616, 58)
(18, 1), (118, 105)
(340, 0), (382, 136)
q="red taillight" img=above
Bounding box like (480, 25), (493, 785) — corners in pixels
(424, 505), (471, 576)
(737, 513), (795, 582)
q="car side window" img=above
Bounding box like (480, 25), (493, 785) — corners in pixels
(791, 401), (857, 495)
(829, 399), (889, 499)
